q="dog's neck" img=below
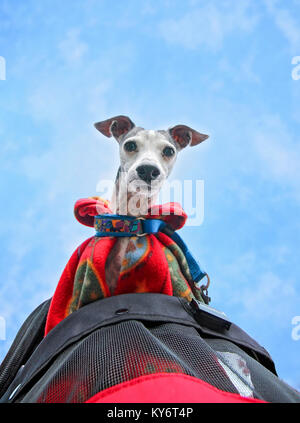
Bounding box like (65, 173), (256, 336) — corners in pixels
(111, 167), (157, 217)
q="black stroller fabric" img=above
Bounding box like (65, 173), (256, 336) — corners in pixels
(0, 293), (299, 403)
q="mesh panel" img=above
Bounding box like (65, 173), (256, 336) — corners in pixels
(18, 321), (299, 403)
(206, 338), (300, 403)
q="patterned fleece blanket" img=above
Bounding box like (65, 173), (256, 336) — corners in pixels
(44, 197), (205, 336)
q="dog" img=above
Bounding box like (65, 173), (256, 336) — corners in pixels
(93, 116), (209, 293)
(94, 115), (209, 217)
(44, 115), (209, 334)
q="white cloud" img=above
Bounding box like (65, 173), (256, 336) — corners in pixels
(264, 0), (300, 52)
(158, 1), (260, 51)
(214, 246), (299, 328)
(223, 251), (257, 284)
(58, 28), (88, 64)
(141, 0), (157, 15)
(218, 53), (261, 85)
(254, 132), (300, 182)
(252, 115), (300, 198)
(205, 104), (300, 203)
(233, 271), (298, 325)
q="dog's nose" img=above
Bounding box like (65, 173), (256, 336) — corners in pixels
(137, 165), (160, 183)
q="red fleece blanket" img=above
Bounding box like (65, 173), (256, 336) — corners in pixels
(44, 197), (204, 336)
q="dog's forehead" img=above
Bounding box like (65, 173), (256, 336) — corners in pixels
(122, 127), (174, 146)
(138, 129), (167, 143)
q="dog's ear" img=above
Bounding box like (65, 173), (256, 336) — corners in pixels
(169, 125), (209, 149)
(94, 115), (135, 141)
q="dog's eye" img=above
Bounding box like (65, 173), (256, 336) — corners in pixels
(163, 146), (175, 157)
(124, 141), (137, 152)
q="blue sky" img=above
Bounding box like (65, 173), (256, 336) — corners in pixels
(0, 0), (300, 392)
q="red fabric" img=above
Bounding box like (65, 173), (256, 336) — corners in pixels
(85, 373), (267, 403)
(44, 198), (189, 336)
(44, 236), (94, 335)
(74, 197), (187, 230)
(74, 197), (113, 227)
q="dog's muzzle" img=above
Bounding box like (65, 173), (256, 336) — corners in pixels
(136, 164), (160, 184)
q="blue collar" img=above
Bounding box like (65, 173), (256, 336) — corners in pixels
(94, 214), (166, 237)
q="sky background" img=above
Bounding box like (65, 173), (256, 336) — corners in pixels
(0, 0), (300, 392)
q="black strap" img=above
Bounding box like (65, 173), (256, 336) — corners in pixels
(0, 293), (276, 402)
(0, 299), (51, 398)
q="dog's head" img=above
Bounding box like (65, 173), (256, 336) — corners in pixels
(95, 116), (208, 214)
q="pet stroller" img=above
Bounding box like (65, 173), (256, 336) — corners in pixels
(1, 197), (299, 403)
(0, 292), (299, 403)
